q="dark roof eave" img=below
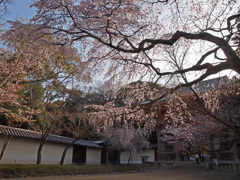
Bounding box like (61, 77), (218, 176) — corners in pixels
(0, 125), (103, 148)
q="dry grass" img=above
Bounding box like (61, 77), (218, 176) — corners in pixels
(0, 164), (139, 178)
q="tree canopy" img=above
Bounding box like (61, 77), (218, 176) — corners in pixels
(1, 0), (240, 156)
(25, 0), (240, 88)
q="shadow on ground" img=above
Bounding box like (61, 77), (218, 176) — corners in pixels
(6, 169), (240, 180)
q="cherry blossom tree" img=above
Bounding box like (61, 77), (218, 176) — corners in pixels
(125, 129), (150, 164)
(158, 45), (240, 154)
(0, 20), (81, 121)
(24, 0), (239, 87)
(99, 125), (134, 165)
(192, 81), (240, 150)
(0, 41), (36, 124)
(88, 81), (161, 135)
(19, 0), (239, 136)
(2, 0), (240, 161)
(87, 82), (161, 164)
(3, 1), (239, 120)
(92, 124), (149, 165)
(0, 20), (84, 164)
(88, 76), (240, 161)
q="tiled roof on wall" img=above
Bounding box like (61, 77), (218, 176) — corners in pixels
(176, 76), (230, 95)
(0, 125), (102, 148)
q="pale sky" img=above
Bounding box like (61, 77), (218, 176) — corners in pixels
(2, 0), (237, 85)
(3, 0), (36, 22)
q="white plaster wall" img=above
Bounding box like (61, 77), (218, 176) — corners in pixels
(86, 147), (101, 165)
(42, 141), (73, 164)
(0, 136), (73, 164)
(120, 149), (155, 164)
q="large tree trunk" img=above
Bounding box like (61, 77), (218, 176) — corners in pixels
(127, 152), (132, 165)
(60, 139), (78, 165)
(117, 150), (121, 165)
(36, 140), (45, 165)
(0, 135), (13, 163)
(36, 131), (50, 165)
(106, 149), (109, 165)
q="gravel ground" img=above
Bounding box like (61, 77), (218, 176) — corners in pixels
(5, 169), (240, 180)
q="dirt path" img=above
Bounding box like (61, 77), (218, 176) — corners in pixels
(5, 169), (240, 180)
